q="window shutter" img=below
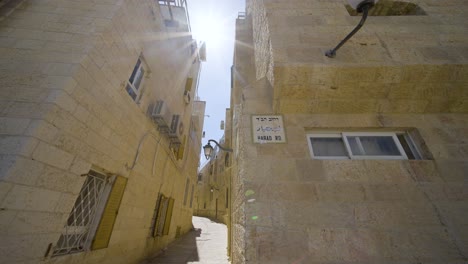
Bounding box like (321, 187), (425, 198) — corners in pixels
(91, 176), (127, 250)
(185, 78), (193, 91)
(163, 198), (174, 235)
(177, 136), (186, 160)
(152, 194), (166, 237)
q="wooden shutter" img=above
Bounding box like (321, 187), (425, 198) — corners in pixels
(163, 198), (174, 235)
(185, 78), (193, 91)
(152, 194), (166, 237)
(91, 176), (127, 250)
(177, 136), (186, 160)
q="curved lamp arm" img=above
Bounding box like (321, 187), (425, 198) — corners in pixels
(203, 139), (233, 160)
(325, 2), (373, 58)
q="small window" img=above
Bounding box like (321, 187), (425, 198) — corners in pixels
(183, 178), (189, 206)
(52, 171), (127, 256)
(225, 188), (229, 209)
(197, 173), (202, 182)
(189, 184), (194, 208)
(125, 58), (146, 101)
(152, 194), (174, 237)
(308, 131), (423, 160)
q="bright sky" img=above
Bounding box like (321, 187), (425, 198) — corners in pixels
(187, 0), (245, 166)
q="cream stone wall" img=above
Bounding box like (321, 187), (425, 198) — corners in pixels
(230, 0), (468, 263)
(0, 0), (204, 263)
(194, 107), (231, 225)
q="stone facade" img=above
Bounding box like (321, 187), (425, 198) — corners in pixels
(194, 109), (232, 226)
(229, 0), (468, 263)
(0, 0), (205, 263)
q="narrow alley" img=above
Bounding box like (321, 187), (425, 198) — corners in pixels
(143, 217), (230, 264)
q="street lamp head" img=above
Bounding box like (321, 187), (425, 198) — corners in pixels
(203, 139), (233, 160)
(347, 0), (378, 13)
(203, 142), (213, 160)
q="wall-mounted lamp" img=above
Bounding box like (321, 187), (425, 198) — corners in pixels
(325, 0), (378, 58)
(203, 139), (233, 160)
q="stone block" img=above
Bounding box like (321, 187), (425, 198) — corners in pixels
(69, 157), (91, 176)
(317, 183), (368, 203)
(7, 211), (66, 235)
(0, 36), (16, 48)
(2, 102), (59, 120)
(1, 184), (61, 211)
(354, 202), (441, 227)
(0, 117), (30, 135)
(0, 233), (58, 262)
(36, 165), (85, 194)
(45, 89), (78, 114)
(32, 142), (74, 170)
(295, 159), (326, 181)
(14, 39), (46, 50)
(322, 160), (367, 182)
(0, 180), (13, 204)
(0, 155), (44, 186)
(0, 136), (38, 156)
(24, 119), (59, 143)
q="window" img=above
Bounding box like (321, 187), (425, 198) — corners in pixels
(189, 184), (194, 208)
(183, 178), (189, 206)
(125, 58), (145, 101)
(152, 194), (174, 237)
(197, 173), (202, 182)
(52, 171), (127, 256)
(225, 188), (229, 209)
(307, 132), (422, 160)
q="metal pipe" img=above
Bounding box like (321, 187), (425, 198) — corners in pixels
(325, 4), (371, 58)
(207, 139), (233, 152)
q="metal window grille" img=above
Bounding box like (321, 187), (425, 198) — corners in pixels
(52, 171), (110, 256)
(126, 58), (145, 101)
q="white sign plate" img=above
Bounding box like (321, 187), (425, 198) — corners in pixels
(252, 115), (286, 143)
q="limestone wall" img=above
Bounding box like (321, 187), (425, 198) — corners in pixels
(238, 111), (468, 264)
(231, 1), (468, 263)
(0, 0), (204, 263)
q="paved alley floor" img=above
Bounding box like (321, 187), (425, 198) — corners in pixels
(144, 216), (230, 264)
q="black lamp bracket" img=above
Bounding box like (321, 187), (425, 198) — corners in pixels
(207, 139), (233, 152)
(325, 1), (374, 58)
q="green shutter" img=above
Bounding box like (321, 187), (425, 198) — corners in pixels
(185, 78), (193, 91)
(163, 198), (174, 235)
(91, 176), (127, 250)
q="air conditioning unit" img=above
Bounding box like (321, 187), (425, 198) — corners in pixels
(168, 115), (183, 147)
(151, 100), (172, 133)
(183, 90), (191, 104)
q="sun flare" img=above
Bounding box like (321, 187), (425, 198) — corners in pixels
(191, 14), (227, 50)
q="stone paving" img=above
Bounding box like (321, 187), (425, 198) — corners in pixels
(144, 216), (230, 264)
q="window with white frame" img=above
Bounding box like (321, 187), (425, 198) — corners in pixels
(125, 58), (146, 101)
(307, 131), (423, 160)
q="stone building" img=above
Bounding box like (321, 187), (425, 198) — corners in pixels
(0, 0), (206, 263)
(194, 109), (232, 225)
(228, 0), (468, 263)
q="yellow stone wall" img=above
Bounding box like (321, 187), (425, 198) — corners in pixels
(0, 0), (204, 263)
(230, 0), (468, 263)
(194, 109), (233, 225)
